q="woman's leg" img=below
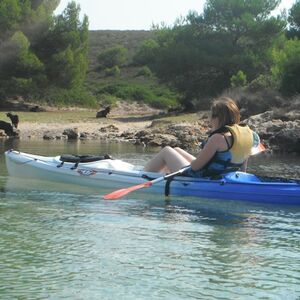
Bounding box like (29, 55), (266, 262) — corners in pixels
(144, 146), (190, 173)
(174, 147), (196, 162)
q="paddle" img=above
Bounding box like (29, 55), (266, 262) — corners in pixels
(251, 142), (266, 155)
(103, 142), (266, 200)
(103, 166), (191, 200)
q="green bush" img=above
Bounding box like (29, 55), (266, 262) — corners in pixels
(11, 77), (34, 96)
(247, 74), (278, 91)
(147, 96), (178, 109)
(96, 83), (179, 109)
(133, 39), (159, 66)
(230, 70), (247, 88)
(104, 65), (121, 77)
(98, 45), (127, 69)
(40, 87), (98, 107)
(97, 94), (119, 107)
(136, 66), (152, 77)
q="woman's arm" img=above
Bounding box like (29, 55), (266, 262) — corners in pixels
(190, 135), (221, 171)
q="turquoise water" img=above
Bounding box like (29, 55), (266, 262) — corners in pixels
(1, 140), (300, 299)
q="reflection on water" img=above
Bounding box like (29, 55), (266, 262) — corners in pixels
(0, 140), (300, 299)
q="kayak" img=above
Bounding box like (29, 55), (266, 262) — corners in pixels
(5, 149), (300, 205)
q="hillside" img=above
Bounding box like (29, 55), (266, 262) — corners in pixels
(87, 29), (154, 85)
(85, 30), (179, 109)
(88, 30), (154, 69)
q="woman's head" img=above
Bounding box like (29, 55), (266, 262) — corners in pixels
(210, 97), (240, 128)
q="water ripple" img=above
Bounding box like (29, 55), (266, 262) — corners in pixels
(1, 153), (300, 299)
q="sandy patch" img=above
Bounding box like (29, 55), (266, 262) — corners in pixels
(18, 119), (152, 139)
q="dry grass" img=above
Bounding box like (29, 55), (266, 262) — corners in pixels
(0, 111), (104, 124)
(160, 113), (201, 123)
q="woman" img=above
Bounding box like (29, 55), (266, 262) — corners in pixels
(144, 97), (260, 177)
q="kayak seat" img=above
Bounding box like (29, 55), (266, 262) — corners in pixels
(57, 154), (112, 169)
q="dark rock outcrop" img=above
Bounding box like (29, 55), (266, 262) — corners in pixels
(62, 128), (79, 140)
(244, 111), (300, 153)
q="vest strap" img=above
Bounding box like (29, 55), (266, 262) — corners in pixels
(211, 158), (243, 168)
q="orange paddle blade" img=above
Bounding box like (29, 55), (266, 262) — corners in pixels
(251, 143), (266, 155)
(103, 181), (152, 200)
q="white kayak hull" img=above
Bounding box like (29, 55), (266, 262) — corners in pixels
(5, 150), (154, 190)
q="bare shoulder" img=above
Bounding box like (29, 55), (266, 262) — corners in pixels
(206, 133), (228, 151)
(207, 133), (224, 144)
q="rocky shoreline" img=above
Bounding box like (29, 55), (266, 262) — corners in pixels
(244, 110), (300, 153)
(1, 109), (299, 154)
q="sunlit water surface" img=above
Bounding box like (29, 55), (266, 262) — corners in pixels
(0, 139), (299, 299)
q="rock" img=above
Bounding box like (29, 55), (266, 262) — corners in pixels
(147, 134), (178, 147)
(79, 132), (89, 139)
(129, 123), (207, 150)
(283, 110), (300, 121)
(43, 132), (56, 140)
(30, 105), (45, 112)
(244, 111), (274, 129)
(62, 128), (79, 139)
(99, 125), (119, 133)
(269, 122), (300, 153)
(126, 111), (300, 153)
(0, 129), (7, 137)
(120, 130), (136, 139)
(245, 111), (300, 153)
(148, 120), (172, 127)
(56, 135), (67, 140)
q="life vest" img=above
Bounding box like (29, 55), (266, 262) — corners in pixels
(201, 124), (255, 176)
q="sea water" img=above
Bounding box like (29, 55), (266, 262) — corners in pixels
(0, 139), (299, 299)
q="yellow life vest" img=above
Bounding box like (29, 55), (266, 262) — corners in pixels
(225, 124), (254, 164)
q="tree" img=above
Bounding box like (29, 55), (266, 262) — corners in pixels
(97, 45), (127, 69)
(41, 1), (89, 88)
(0, 0), (59, 99)
(0, 0), (59, 39)
(287, 0), (300, 38)
(147, 0), (285, 108)
(272, 38), (300, 95)
(133, 39), (159, 66)
(0, 0), (90, 103)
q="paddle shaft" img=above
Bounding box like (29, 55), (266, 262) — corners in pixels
(150, 166), (190, 184)
(103, 166), (190, 200)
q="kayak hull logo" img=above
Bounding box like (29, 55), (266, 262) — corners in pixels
(77, 169), (97, 176)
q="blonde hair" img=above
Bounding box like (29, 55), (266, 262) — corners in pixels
(211, 97), (240, 127)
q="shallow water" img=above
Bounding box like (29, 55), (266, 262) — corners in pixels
(1, 140), (300, 299)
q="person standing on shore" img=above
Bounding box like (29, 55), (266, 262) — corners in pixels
(144, 97), (260, 177)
